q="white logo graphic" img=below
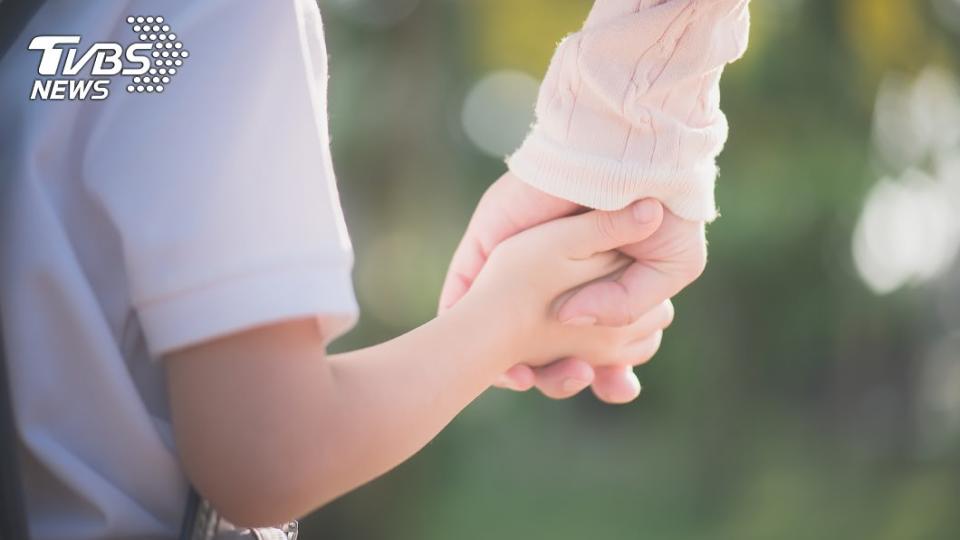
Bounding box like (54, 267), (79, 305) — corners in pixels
(28, 15), (189, 101)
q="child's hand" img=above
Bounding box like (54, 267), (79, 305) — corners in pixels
(461, 199), (672, 369)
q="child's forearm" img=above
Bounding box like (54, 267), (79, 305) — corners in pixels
(167, 296), (516, 526)
(318, 298), (515, 506)
(168, 204), (655, 526)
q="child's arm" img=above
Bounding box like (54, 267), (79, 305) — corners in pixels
(165, 201), (670, 526)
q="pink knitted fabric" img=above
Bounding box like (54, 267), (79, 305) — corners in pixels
(507, 0), (750, 221)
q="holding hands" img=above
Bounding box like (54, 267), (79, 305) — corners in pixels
(458, 194), (670, 374)
(167, 181), (701, 523)
(440, 172), (708, 404)
(158, 0), (751, 524)
(438, 0), (749, 404)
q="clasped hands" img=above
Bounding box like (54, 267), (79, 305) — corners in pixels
(440, 172), (708, 404)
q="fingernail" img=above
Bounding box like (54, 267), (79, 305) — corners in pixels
(632, 200), (659, 223)
(562, 378), (589, 393)
(562, 315), (597, 326)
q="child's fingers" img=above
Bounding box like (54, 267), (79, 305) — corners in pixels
(492, 364), (536, 391)
(557, 251), (633, 292)
(544, 199), (664, 260)
(587, 329), (665, 403)
(535, 250), (631, 304)
(558, 216), (705, 328)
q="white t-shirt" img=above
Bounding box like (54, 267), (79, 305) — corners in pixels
(0, 1), (358, 538)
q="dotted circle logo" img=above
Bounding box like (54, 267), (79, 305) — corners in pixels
(124, 16), (188, 94)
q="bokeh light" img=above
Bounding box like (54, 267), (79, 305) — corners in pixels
(872, 68), (960, 171)
(853, 171), (960, 294)
(460, 70), (538, 159)
(854, 67), (960, 294)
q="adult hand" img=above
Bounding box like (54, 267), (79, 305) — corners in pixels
(439, 172), (707, 403)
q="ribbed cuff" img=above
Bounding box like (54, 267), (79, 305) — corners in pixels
(137, 262), (359, 356)
(506, 130), (719, 222)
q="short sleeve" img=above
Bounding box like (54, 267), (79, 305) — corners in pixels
(81, 0), (358, 355)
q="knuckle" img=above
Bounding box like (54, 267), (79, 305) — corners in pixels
(595, 213), (621, 244)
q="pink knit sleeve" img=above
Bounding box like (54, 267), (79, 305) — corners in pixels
(506, 0), (750, 221)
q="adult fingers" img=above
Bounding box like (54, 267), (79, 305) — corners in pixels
(522, 318), (667, 401)
(577, 326), (666, 368)
(588, 330), (664, 404)
(493, 359), (595, 398)
(591, 365), (642, 404)
(492, 364), (536, 391)
(530, 358), (595, 399)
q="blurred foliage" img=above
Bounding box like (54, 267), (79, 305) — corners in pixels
(307, 0), (960, 538)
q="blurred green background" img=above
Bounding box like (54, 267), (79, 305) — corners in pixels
(305, 0), (960, 538)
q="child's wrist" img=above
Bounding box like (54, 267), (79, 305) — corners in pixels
(448, 288), (535, 373)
